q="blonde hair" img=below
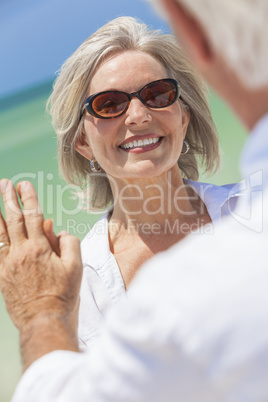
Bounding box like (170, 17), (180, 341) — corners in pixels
(148, 0), (268, 88)
(47, 16), (220, 210)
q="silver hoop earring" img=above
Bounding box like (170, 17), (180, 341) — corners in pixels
(181, 140), (190, 155)
(90, 158), (102, 173)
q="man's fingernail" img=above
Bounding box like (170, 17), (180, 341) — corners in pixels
(0, 180), (10, 193)
(20, 181), (29, 191)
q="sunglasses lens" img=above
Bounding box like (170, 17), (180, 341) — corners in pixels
(141, 81), (177, 108)
(92, 92), (129, 118)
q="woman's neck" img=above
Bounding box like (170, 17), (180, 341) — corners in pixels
(108, 167), (209, 240)
(107, 167), (212, 289)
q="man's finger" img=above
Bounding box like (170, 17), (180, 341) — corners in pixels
(43, 219), (60, 256)
(18, 181), (45, 238)
(58, 233), (82, 275)
(0, 206), (9, 241)
(0, 206), (10, 258)
(0, 179), (26, 243)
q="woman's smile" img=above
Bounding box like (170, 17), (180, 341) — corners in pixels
(118, 135), (164, 153)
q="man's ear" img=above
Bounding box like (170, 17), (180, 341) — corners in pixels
(161, 0), (214, 69)
(75, 132), (92, 161)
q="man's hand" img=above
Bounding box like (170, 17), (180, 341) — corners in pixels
(0, 179), (83, 369)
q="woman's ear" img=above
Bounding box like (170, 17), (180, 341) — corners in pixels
(75, 132), (92, 161)
(161, 0), (214, 69)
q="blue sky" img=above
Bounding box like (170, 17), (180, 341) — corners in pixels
(0, 0), (168, 98)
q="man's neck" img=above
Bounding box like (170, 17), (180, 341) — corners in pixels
(232, 85), (268, 131)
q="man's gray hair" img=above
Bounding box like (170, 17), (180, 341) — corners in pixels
(148, 0), (268, 88)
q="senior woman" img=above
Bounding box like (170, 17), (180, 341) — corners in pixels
(47, 16), (241, 350)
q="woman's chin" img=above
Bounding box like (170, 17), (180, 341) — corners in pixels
(107, 162), (179, 182)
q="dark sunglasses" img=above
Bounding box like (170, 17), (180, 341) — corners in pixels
(84, 78), (181, 119)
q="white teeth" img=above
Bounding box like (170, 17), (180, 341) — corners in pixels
(121, 137), (161, 150)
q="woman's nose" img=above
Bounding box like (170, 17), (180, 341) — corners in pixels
(124, 98), (152, 127)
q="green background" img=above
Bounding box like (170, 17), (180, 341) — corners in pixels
(0, 83), (247, 401)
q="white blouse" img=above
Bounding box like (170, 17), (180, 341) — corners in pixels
(78, 179), (243, 350)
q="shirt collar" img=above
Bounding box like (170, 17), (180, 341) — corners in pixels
(184, 179), (243, 222)
(81, 213), (111, 269)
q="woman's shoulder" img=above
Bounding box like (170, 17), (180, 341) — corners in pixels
(184, 178), (241, 194)
(184, 179), (244, 222)
(184, 178), (243, 201)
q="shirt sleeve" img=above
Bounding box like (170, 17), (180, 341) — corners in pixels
(12, 305), (221, 402)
